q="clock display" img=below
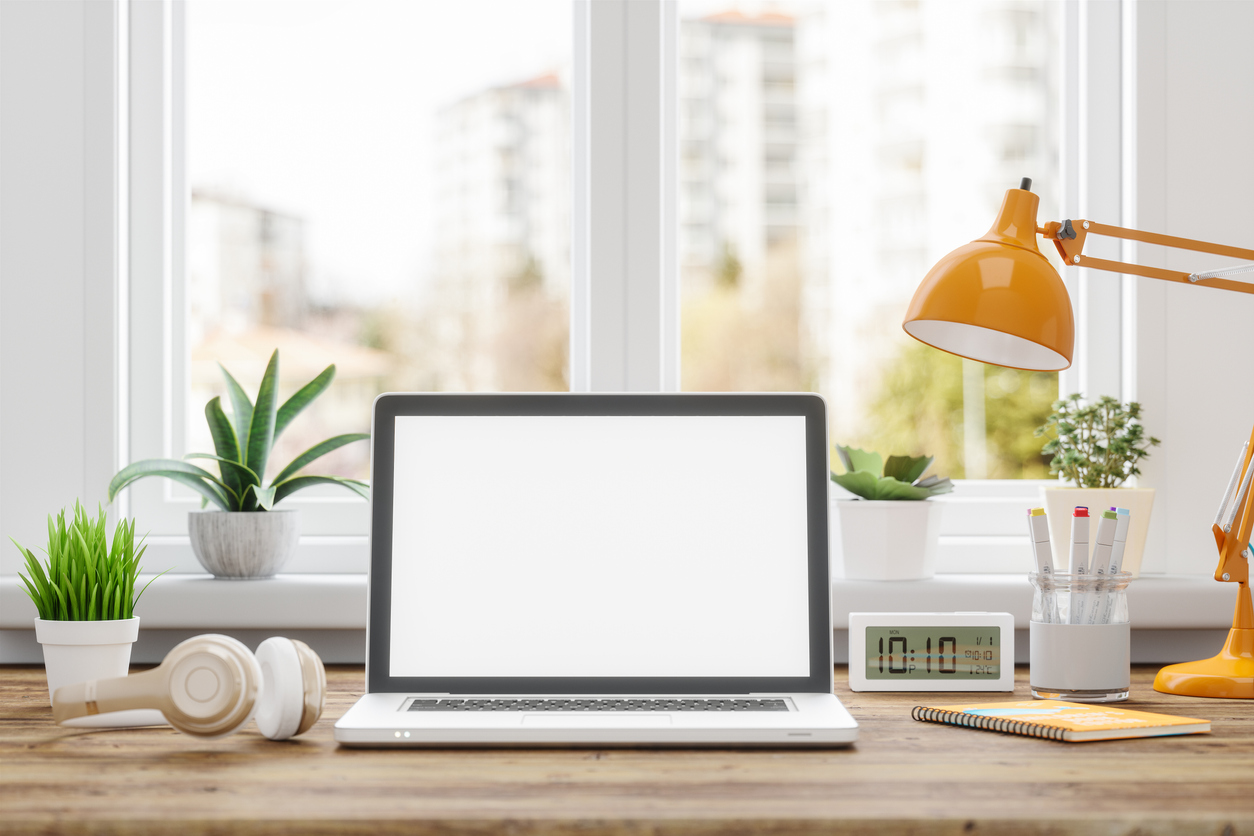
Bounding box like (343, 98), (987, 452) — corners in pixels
(864, 625), (1001, 680)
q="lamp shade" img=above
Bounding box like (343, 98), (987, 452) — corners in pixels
(902, 187), (1075, 371)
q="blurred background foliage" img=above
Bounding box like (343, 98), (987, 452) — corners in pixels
(683, 246), (1056, 481)
(846, 340), (1057, 479)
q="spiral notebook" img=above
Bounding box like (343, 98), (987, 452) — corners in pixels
(911, 700), (1210, 742)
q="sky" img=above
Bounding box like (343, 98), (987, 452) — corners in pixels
(187, 0), (572, 307)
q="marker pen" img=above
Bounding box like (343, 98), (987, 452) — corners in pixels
(1091, 510), (1117, 576)
(1069, 506), (1090, 624)
(1108, 507), (1131, 574)
(1088, 510), (1118, 624)
(1068, 507), (1090, 572)
(1099, 507), (1132, 624)
(1028, 508), (1053, 574)
(1027, 508), (1057, 623)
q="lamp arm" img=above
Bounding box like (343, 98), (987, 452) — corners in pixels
(1040, 219), (1254, 295)
(1039, 217), (1254, 606)
(1212, 419), (1254, 632)
(1216, 421), (1254, 587)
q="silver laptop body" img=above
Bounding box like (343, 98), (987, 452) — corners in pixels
(334, 393), (858, 747)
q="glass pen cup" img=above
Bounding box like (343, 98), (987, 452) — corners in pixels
(1029, 572), (1132, 702)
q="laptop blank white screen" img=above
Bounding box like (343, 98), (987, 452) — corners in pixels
(388, 414), (812, 679)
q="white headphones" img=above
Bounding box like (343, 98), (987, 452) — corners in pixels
(51, 635), (326, 740)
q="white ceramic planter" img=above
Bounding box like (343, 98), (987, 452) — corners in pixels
(189, 509), (300, 579)
(1041, 487), (1155, 577)
(832, 499), (942, 581)
(34, 617), (163, 727)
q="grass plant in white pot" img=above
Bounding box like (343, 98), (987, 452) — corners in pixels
(1036, 394), (1160, 577)
(830, 447), (953, 581)
(108, 349), (369, 578)
(15, 502), (164, 725)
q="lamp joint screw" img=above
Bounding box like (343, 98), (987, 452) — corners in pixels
(1223, 573), (1231, 581)
(1083, 221), (1090, 230)
(1073, 255), (1081, 264)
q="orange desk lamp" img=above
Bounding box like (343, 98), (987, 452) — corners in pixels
(902, 177), (1254, 699)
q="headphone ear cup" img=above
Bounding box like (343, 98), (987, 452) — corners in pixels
(254, 637), (325, 740)
(291, 638), (326, 736)
(161, 634), (261, 739)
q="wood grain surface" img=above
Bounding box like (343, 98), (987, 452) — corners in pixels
(2, 664), (1251, 835)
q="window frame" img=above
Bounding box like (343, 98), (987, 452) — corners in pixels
(123, 0), (1114, 575)
(127, 0), (370, 566)
(6, 0), (1249, 664)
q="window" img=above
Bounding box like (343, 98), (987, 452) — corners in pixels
(185, 0), (572, 474)
(678, 0), (1063, 484)
(129, 1), (572, 558)
(126, 0), (1084, 576)
(5, 0), (1249, 665)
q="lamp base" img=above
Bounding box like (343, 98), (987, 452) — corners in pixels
(1153, 627), (1254, 699)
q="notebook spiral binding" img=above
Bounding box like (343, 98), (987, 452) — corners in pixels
(910, 706), (1066, 741)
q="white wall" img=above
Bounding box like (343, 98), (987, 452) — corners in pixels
(1129, 0), (1254, 574)
(0, 0), (121, 575)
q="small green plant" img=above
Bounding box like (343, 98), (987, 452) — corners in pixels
(109, 350), (369, 512)
(14, 502), (159, 621)
(1035, 393), (1161, 488)
(830, 446), (954, 500)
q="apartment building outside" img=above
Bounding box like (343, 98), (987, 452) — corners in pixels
(186, 190), (390, 479)
(428, 71), (571, 391)
(804, 0), (1061, 472)
(421, 2), (1058, 470)
(187, 189), (308, 346)
(679, 9), (800, 301)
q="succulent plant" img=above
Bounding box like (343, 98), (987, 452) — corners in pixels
(830, 446), (954, 501)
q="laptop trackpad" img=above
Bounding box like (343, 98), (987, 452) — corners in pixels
(522, 714), (671, 727)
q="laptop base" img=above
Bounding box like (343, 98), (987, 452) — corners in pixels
(335, 691), (858, 747)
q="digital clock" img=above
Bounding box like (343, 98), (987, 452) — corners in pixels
(848, 612), (1016, 692)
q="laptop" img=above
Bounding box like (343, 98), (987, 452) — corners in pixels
(334, 393), (858, 747)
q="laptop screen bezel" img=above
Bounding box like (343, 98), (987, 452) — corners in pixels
(366, 392), (832, 695)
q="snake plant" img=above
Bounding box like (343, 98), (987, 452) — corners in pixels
(108, 350), (369, 511)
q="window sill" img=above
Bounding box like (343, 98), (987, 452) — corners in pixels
(831, 573), (1236, 630)
(0, 573), (367, 631)
(1, 572), (1238, 664)
(831, 573), (1237, 665)
(0, 573), (370, 664)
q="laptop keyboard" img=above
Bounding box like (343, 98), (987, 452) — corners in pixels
(407, 698), (790, 712)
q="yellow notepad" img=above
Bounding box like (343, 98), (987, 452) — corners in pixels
(911, 700), (1211, 742)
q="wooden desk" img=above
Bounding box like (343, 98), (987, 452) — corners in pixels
(2, 665), (1251, 835)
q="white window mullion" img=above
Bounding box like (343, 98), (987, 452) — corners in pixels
(570, 0), (591, 392)
(128, 0), (183, 533)
(85, 0), (127, 517)
(1062, 0), (1123, 403)
(574, 0), (678, 393)
(171, 0), (190, 484)
(659, 0), (680, 392)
